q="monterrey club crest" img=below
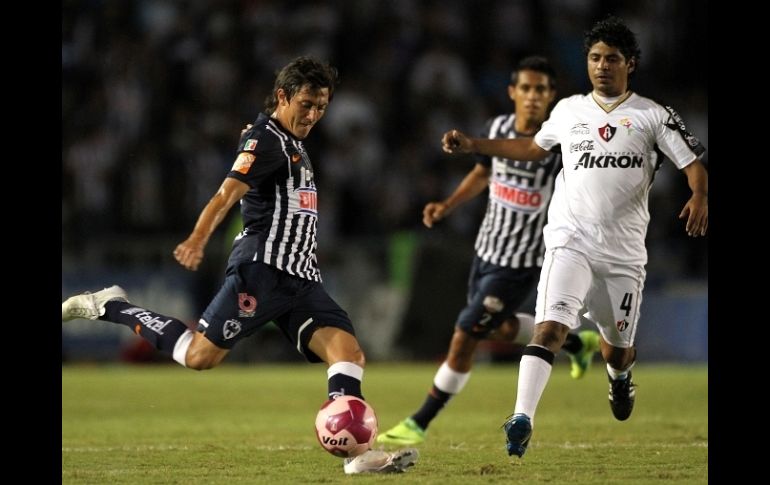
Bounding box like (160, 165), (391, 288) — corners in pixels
(598, 123), (617, 142)
(223, 319), (242, 340)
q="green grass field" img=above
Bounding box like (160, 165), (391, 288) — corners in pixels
(62, 363), (707, 484)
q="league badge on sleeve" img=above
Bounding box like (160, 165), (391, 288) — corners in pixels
(232, 152), (255, 174)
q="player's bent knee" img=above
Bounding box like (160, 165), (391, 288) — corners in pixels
(185, 334), (228, 370)
(184, 351), (221, 370)
(185, 355), (218, 370)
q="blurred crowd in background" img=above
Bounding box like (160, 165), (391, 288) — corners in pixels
(62, 0), (707, 362)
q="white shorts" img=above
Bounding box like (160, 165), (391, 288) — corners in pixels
(535, 247), (646, 348)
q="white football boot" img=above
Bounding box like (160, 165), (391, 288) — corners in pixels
(62, 285), (129, 321)
(343, 448), (418, 474)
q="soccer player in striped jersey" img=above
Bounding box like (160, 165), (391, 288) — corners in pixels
(62, 56), (417, 474)
(378, 57), (600, 447)
(442, 17), (708, 458)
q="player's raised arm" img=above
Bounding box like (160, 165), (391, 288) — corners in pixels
(678, 159), (708, 237)
(441, 129), (550, 161)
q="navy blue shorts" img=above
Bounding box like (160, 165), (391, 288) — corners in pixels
(456, 256), (540, 338)
(199, 262), (354, 362)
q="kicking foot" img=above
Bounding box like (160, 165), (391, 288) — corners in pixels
(62, 285), (128, 321)
(343, 448), (419, 474)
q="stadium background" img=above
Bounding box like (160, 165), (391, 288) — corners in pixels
(62, 0), (707, 364)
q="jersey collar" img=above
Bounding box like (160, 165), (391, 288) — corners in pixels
(591, 91), (633, 113)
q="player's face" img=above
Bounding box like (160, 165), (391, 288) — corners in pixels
(509, 70), (555, 124)
(587, 42), (635, 97)
(276, 85), (330, 139)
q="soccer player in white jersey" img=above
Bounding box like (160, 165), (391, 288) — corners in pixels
(377, 57), (600, 447)
(440, 17), (708, 458)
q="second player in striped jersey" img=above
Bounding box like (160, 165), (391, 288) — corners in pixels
(378, 57), (600, 447)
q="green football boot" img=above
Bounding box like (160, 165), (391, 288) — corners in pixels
(569, 330), (601, 379)
(376, 418), (426, 446)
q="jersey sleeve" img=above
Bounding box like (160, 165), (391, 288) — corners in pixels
(227, 123), (286, 187)
(534, 100), (565, 151)
(653, 104), (706, 169)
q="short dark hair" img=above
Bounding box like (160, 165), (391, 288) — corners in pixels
(583, 16), (641, 70)
(510, 56), (557, 90)
(264, 56), (340, 113)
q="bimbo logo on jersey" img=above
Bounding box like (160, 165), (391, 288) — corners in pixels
(490, 180), (542, 212)
(298, 188), (318, 215)
(573, 152), (643, 170)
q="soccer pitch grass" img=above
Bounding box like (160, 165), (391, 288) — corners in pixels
(62, 363), (707, 484)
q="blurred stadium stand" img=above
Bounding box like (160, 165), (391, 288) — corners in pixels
(62, 0), (707, 363)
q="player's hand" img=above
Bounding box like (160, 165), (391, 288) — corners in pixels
(173, 238), (205, 271)
(442, 130), (473, 153)
(423, 201), (450, 228)
(240, 123), (253, 136)
(678, 193), (708, 237)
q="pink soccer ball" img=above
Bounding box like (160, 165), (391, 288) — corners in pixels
(314, 396), (378, 458)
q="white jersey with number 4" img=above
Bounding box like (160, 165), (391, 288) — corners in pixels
(534, 92), (705, 265)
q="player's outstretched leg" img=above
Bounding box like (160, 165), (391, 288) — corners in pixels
(343, 448), (419, 474)
(62, 285), (192, 358)
(62, 285), (128, 321)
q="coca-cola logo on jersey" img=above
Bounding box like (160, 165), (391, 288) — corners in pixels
(569, 140), (595, 153)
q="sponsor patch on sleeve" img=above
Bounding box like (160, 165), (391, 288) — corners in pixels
(232, 152), (256, 174)
(244, 139), (258, 151)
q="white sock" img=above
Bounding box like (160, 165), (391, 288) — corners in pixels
(433, 362), (471, 394)
(327, 361), (364, 381)
(514, 354), (553, 423)
(607, 361), (635, 380)
(513, 313), (535, 345)
(172, 329), (194, 367)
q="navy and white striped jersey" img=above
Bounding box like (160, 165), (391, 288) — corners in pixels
(227, 113), (321, 281)
(475, 114), (562, 269)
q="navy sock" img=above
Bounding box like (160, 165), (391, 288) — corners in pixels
(328, 373), (363, 400)
(411, 385), (452, 430)
(101, 301), (189, 354)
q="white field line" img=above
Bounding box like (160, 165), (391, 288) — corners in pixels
(62, 444), (314, 453)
